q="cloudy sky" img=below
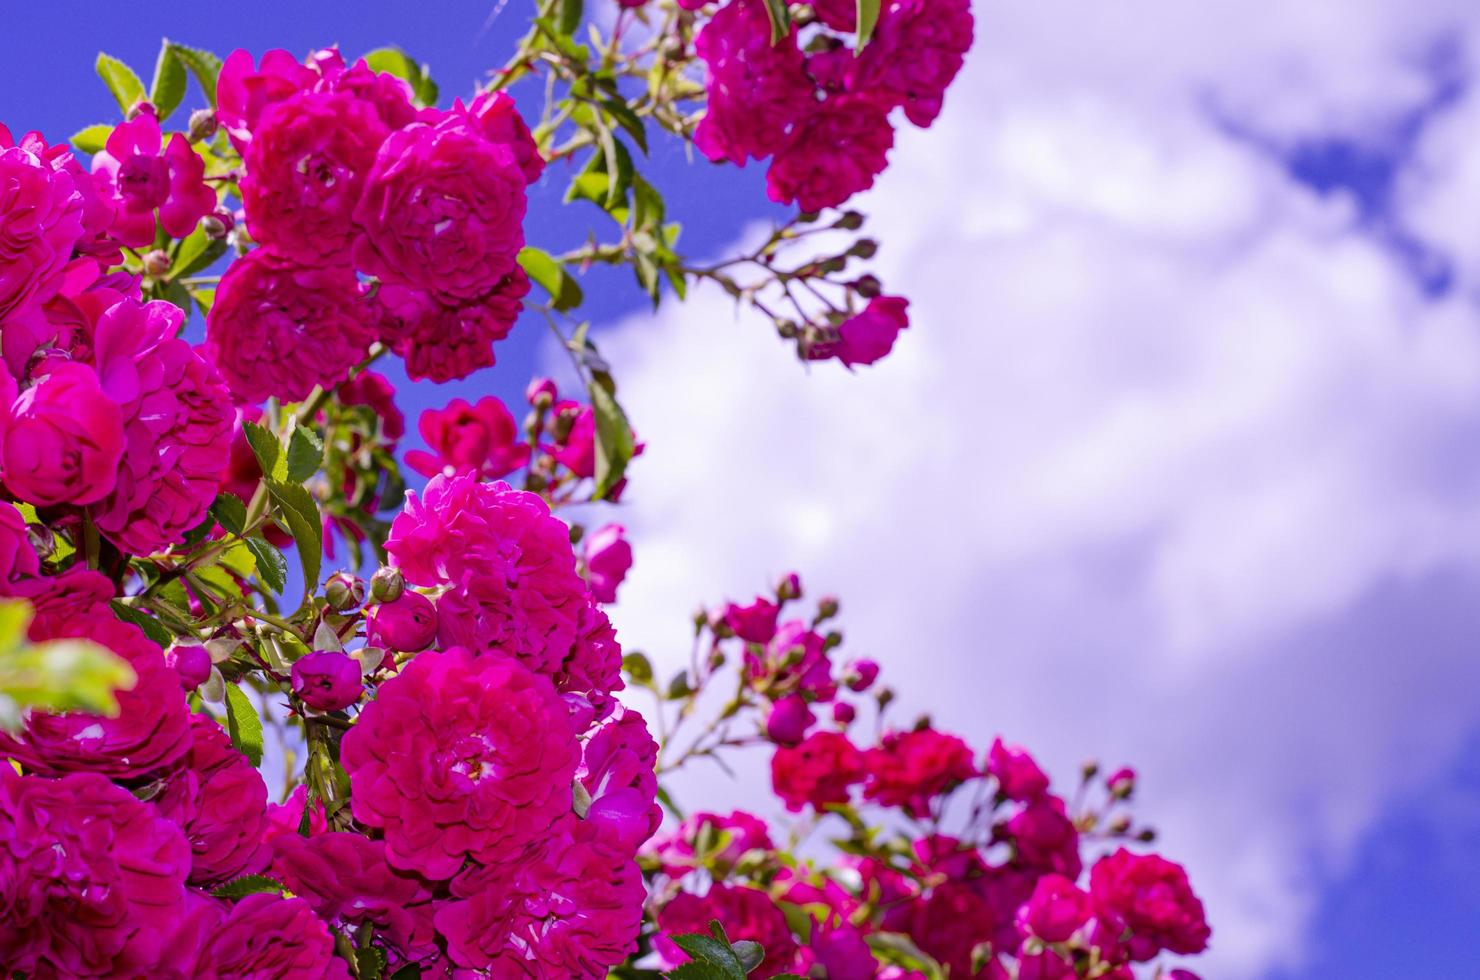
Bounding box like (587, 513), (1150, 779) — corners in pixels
(595, 3), (1480, 977)
(7, 1), (1480, 975)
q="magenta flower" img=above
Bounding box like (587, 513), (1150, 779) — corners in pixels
(552, 596), (626, 725)
(0, 141), (84, 324)
(341, 646), (579, 878)
(836, 295), (910, 367)
(387, 474), (586, 676)
(988, 736), (1051, 802)
(578, 708), (661, 851)
(366, 589), (438, 652)
(153, 714), (270, 885)
(3, 360), (125, 506)
(747, 619), (835, 699)
(353, 112), (528, 304)
(771, 730), (866, 812)
(723, 596), (780, 643)
(165, 643), (212, 690)
(1004, 795), (1083, 879)
(0, 504), (39, 584)
(242, 89), (389, 265)
(89, 297), (233, 553)
(906, 880), (1000, 979)
(174, 893), (350, 979)
(336, 368), (405, 441)
(863, 728), (977, 818)
(693, 0), (815, 166)
(811, 920), (876, 978)
(1016, 873), (1092, 943)
(91, 111), (215, 248)
(404, 396), (529, 479)
(583, 523), (633, 604)
(0, 769), (191, 977)
(648, 810), (774, 879)
(453, 90), (545, 184)
(854, 0), (974, 128)
(311, 49), (420, 130)
(766, 96), (894, 214)
(205, 249), (375, 403)
(291, 649), (363, 711)
(657, 885), (801, 978)
(1089, 849), (1211, 961)
(217, 48), (319, 148)
(550, 403), (597, 478)
(0, 613), (192, 779)
(374, 270), (529, 383)
(436, 816), (645, 977)
(765, 694), (816, 746)
(844, 657), (880, 692)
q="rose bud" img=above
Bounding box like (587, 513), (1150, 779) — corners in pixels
(290, 650), (362, 711)
(525, 376), (557, 407)
(832, 702), (856, 726)
(844, 658), (879, 692)
(325, 572), (365, 611)
(366, 590), (437, 652)
(765, 695), (816, 747)
(369, 565), (405, 602)
(775, 572), (802, 602)
(187, 107), (218, 143)
(1107, 767), (1136, 799)
(165, 644), (213, 691)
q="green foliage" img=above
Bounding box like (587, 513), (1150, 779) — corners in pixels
(211, 873), (288, 899)
(588, 368), (636, 501)
(361, 47), (439, 106)
(163, 41), (224, 107)
(150, 39), (189, 120)
(0, 601), (136, 734)
(286, 424), (325, 483)
(70, 124), (112, 155)
(267, 480), (324, 602)
(95, 52), (145, 114)
(519, 246), (585, 311)
(223, 682), (264, 767)
(663, 921), (801, 980)
(855, 0), (883, 50)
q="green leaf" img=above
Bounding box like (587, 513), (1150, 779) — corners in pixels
(855, 0), (882, 49)
(588, 374), (636, 500)
(285, 424), (324, 483)
(517, 247), (584, 311)
(172, 223), (227, 280)
(602, 98), (648, 154)
(267, 480), (322, 601)
(223, 682), (264, 767)
(244, 536), (287, 594)
(211, 493), (248, 536)
(242, 422), (283, 481)
(388, 966), (423, 980)
(558, 0), (585, 36)
(109, 601), (174, 648)
(621, 651), (653, 684)
(0, 604), (137, 735)
(70, 124), (113, 155)
(96, 53), (146, 114)
(361, 48), (439, 107)
(760, 0), (791, 45)
(150, 40), (188, 121)
(356, 946), (388, 980)
(166, 42), (224, 107)
(210, 873), (286, 899)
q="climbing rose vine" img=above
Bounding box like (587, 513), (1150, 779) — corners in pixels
(0, 0), (1211, 976)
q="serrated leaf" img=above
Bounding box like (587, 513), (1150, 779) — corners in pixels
(224, 682), (263, 767)
(96, 53), (146, 114)
(210, 873), (286, 899)
(166, 42), (224, 106)
(70, 124), (112, 155)
(109, 601), (174, 648)
(518, 247), (584, 311)
(245, 535), (287, 594)
(173, 223), (227, 280)
(268, 481), (322, 601)
(211, 493), (248, 536)
(150, 40), (188, 121)
(242, 422), (281, 480)
(285, 424), (324, 483)
(855, 0), (881, 49)
(588, 374), (635, 500)
(356, 945), (388, 980)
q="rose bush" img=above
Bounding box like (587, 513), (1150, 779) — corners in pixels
(0, 3), (1211, 977)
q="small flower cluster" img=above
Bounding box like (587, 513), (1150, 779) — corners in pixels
(632, 578), (1211, 979)
(687, 0), (973, 212)
(205, 47), (540, 401)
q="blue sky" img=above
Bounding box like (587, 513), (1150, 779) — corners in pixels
(6, 3), (1480, 977)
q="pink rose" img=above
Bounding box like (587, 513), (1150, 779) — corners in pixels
(863, 728), (976, 818)
(583, 522), (633, 604)
(373, 270), (529, 384)
(404, 396), (529, 479)
(291, 649), (363, 711)
(91, 111), (216, 248)
(3, 360), (124, 506)
(722, 596), (780, 643)
(765, 694), (816, 746)
(336, 369), (405, 442)
(216, 48), (318, 148)
(657, 885), (801, 978)
(165, 644), (213, 690)
(366, 590), (438, 652)
(988, 737), (1051, 802)
(771, 730), (866, 812)
(1016, 873), (1092, 943)
(0, 141), (85, 323)
(836, 295), (910, 367)
(1004, 796), (1083, 879)
(153, 714), (271, 885)
(1089, 849), (1211, 961)
(0, 504), (39, 584)
(766, 96), (895, 214)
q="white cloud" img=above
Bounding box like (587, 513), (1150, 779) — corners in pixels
(591, 3), (1480, 976)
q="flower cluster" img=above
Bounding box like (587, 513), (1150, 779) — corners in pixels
(689, 0), (973, 213)
(205, 48), (540, 401)
(635, 578), (1211, 979)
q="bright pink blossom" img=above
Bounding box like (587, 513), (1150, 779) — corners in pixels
(341, 646), (579, 878)
(205, 249), (375, 403)
(0, 769), (191, 977)
(374, 270), (529, 383)
(765, 694), (816, 746)
(241, 89), (388, 264)
(1004, 796), (1083, 879)
(863, 728), (976, 818)
(649, 810), (774, 879)
(584, 523), (633, 604)
(366, 589), (438, 652)
(553, 596), (626, 725)
(693, 0), (815, 165)
(3, 360), (124, 506)
(767, 97), (894, 213)
(854, 0), (974, 127)
(453, 90), (544, 184)
(907, 881), (998, 980)
(657, 885), (801, 978)
(405, 396), (528, 479)
(175, 893), (350, 979)
(291, 649), (363, 711)
(578, 708), (661, 851)
(336, 369), (405, 442)
(723, 596), (780, 643)
(91, 111), (215, 247)
(165, 643), (212, 690)
(1089, 849), (1211, 961)
(0, 505), (39, 584)
(0, 141), (84, 323)
(845, 657), (880, 692)
(1016, 874), (1092, 943)
(837, 295), (910, 367)
(216, 49), (318, 148)
(988, 737), (1050, 802)
(153, 714), (270, 885)
(771, 730), (866, 812)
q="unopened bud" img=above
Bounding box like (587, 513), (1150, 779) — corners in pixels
(325, 572), (365, 611)
(875, 686), (895, 710)
(568, 523), (585, 546)
(187, 108), (218, 143)
(1109, 814), (1132, 835)
(849, 239), (878, 259)
(708, 648), (726, 670)
(1081, 759), (1100, 781)
(201, 215), (228, 239)
(370, 566), (405, 603)
(816, 595), (840, 621)
(142, 250), (171, 278)
(25, 524), (54, 561)
(1107, 766), (1137, 799)
(775, 572), (802, 602)
(526, 376), (557, 408)
(821, 256), (847, 274)
(524, 470), (548, 492)
(776, 319), (799, 340)
(552, 407), (577, 442)
(834, 211), (865, 231)
(797, 210), (822, 224)
(822, 630), (843, 651)
(852, 274), (882, 299)
(1136, 828), (1157, 843)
